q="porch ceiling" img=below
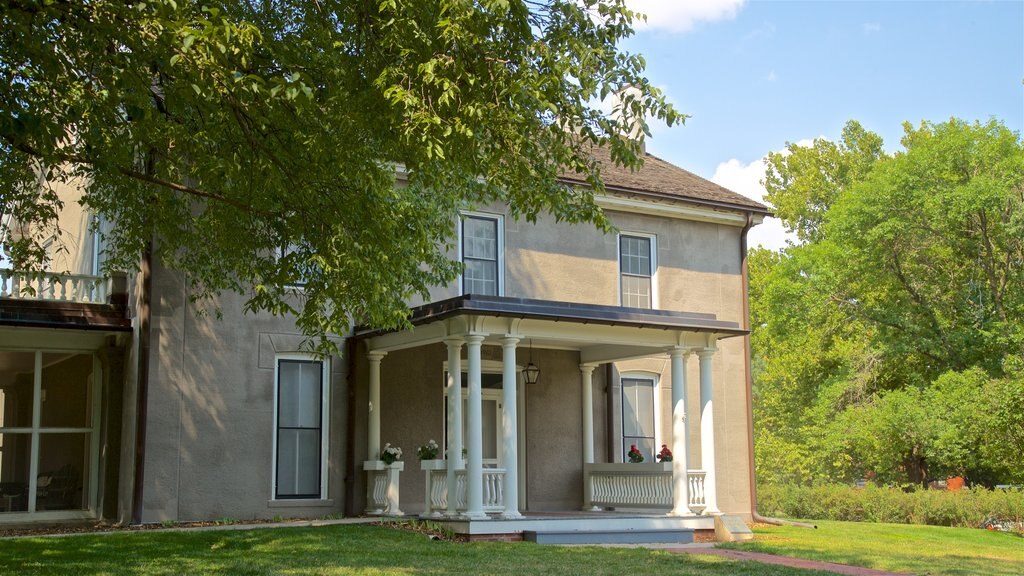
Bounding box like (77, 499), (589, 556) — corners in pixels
(354, 295), (746, 359)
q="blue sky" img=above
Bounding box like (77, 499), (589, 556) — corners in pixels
(620, 0), (1024, 249)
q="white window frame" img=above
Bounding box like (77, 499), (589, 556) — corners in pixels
(276, 244), (310, 289)
(89, 214), (103, 277)
(619, 371), (661, 463)
(271, 354), (330, 501)
(0, 350), (102, 521)
(617, 232), (658, 309)
(457, 211), (504, 297)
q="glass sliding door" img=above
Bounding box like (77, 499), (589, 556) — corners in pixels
(0, 350), (99, 518)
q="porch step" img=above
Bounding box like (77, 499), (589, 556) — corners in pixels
(523, 528), (693, 545)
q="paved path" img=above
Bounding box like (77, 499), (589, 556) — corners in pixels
(665, 547), (913, 575)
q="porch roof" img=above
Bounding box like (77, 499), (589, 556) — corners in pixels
(0, 299), (132, 332)
(354, 294), (746, 340)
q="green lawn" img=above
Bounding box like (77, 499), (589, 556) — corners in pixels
(722, 519), (1024, 576)
(0, 523), (824, 576)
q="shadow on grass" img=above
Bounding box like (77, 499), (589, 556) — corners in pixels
(0, 524), (836, 576)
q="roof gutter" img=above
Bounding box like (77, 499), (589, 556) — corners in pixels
(559, 177), (772, 216)
(739, 212), (816, 529)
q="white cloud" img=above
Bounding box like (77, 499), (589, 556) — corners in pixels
(626, 0), (746, 34)
(862, 22), (882, 34)
(710, 140), (815, 252)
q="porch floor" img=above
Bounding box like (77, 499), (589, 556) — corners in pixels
(417, 510), (715, 541)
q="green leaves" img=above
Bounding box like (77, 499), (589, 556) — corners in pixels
(1, 1), (677, 353)
(753, 118), (1024, 486)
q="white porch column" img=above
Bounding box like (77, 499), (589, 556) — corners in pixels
(367, 351), (387, 460)
(500, 336), (522, 519)
(698, 347), (720, 515)
(464, 334), (487, 519)
(580, 363), (600, 511)
(444, 337), (464, 517)
(669, 347), (692, 516)
(580, 364), (597, 464)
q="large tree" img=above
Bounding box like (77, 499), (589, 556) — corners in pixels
(0, 0), (680, 347)
(752, 118), (1024, 486)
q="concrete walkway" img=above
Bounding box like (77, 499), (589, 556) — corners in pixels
(665, 546), (913, 575)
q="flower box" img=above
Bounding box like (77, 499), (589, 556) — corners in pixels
(363, 460), (404, 472)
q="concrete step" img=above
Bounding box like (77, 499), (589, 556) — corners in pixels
(523, 528), (694, 545)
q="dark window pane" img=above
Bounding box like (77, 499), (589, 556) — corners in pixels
(0, 352), (36, 429)
(0, 433), (31, 513)
(276, 360), (323, 499)
(622, 377), (656, 461)
(37, 432), (89, 511)
(40, 353), (92, 429)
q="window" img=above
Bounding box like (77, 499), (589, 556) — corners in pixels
(277, 244), (310, 288)
(619, 234), (655, 308)
(460, 213), (503, 296)
(0, 351), (100, 517)
(621, 375), (657, 462)
(274, 357), (328, 500)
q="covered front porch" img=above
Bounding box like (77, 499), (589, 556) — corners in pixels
(350, 295), (746, 529)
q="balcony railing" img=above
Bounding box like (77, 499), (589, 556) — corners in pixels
(584, 462), (706, 514)
(0, 269), (111, 304)
(421, 461), (506, 515)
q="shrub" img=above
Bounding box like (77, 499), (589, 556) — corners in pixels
(758, 483), (1024, 530)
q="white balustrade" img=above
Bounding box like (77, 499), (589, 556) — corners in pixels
(0, 269), (111, 304)
(688, 470), (707, 514)
(583, 463), (706, 514)
(364, 461), (404, 516)
(422, 462), (505, 516)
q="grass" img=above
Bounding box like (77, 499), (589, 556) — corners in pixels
(0, 522), (827, 576)
(722, 519), (1024, 576)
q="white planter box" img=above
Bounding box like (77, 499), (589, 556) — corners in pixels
(363, 460), (404, 472)
(419, 459), (447, 471)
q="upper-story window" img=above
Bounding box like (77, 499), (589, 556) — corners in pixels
(619, 233), (655, 308)
(277, 243), (310, 288)
(460, 213), (503, 296)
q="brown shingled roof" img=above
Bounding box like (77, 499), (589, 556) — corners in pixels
(560, 145), (769, 213)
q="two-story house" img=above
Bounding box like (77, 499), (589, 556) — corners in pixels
(0, 147), (767, 540)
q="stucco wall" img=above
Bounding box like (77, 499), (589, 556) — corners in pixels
(139, 197), (753, 520)
(349, 342), (598, 514)
(140, 263), (348, 523)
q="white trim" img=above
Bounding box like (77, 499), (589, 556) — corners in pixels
(617, 231), (658, 309)
(90, 214), (102, 277)
(275, 244), (309, 291)
(619, 370), (662, 462)
(597, 194), (764, 227)
(88, 359), (101, 515)
(457, 211), (505, 297)
(271, 354), (330, 501)
(28, 351), (41, 512)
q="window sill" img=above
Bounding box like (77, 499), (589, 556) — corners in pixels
(267, 498), (335, 508)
